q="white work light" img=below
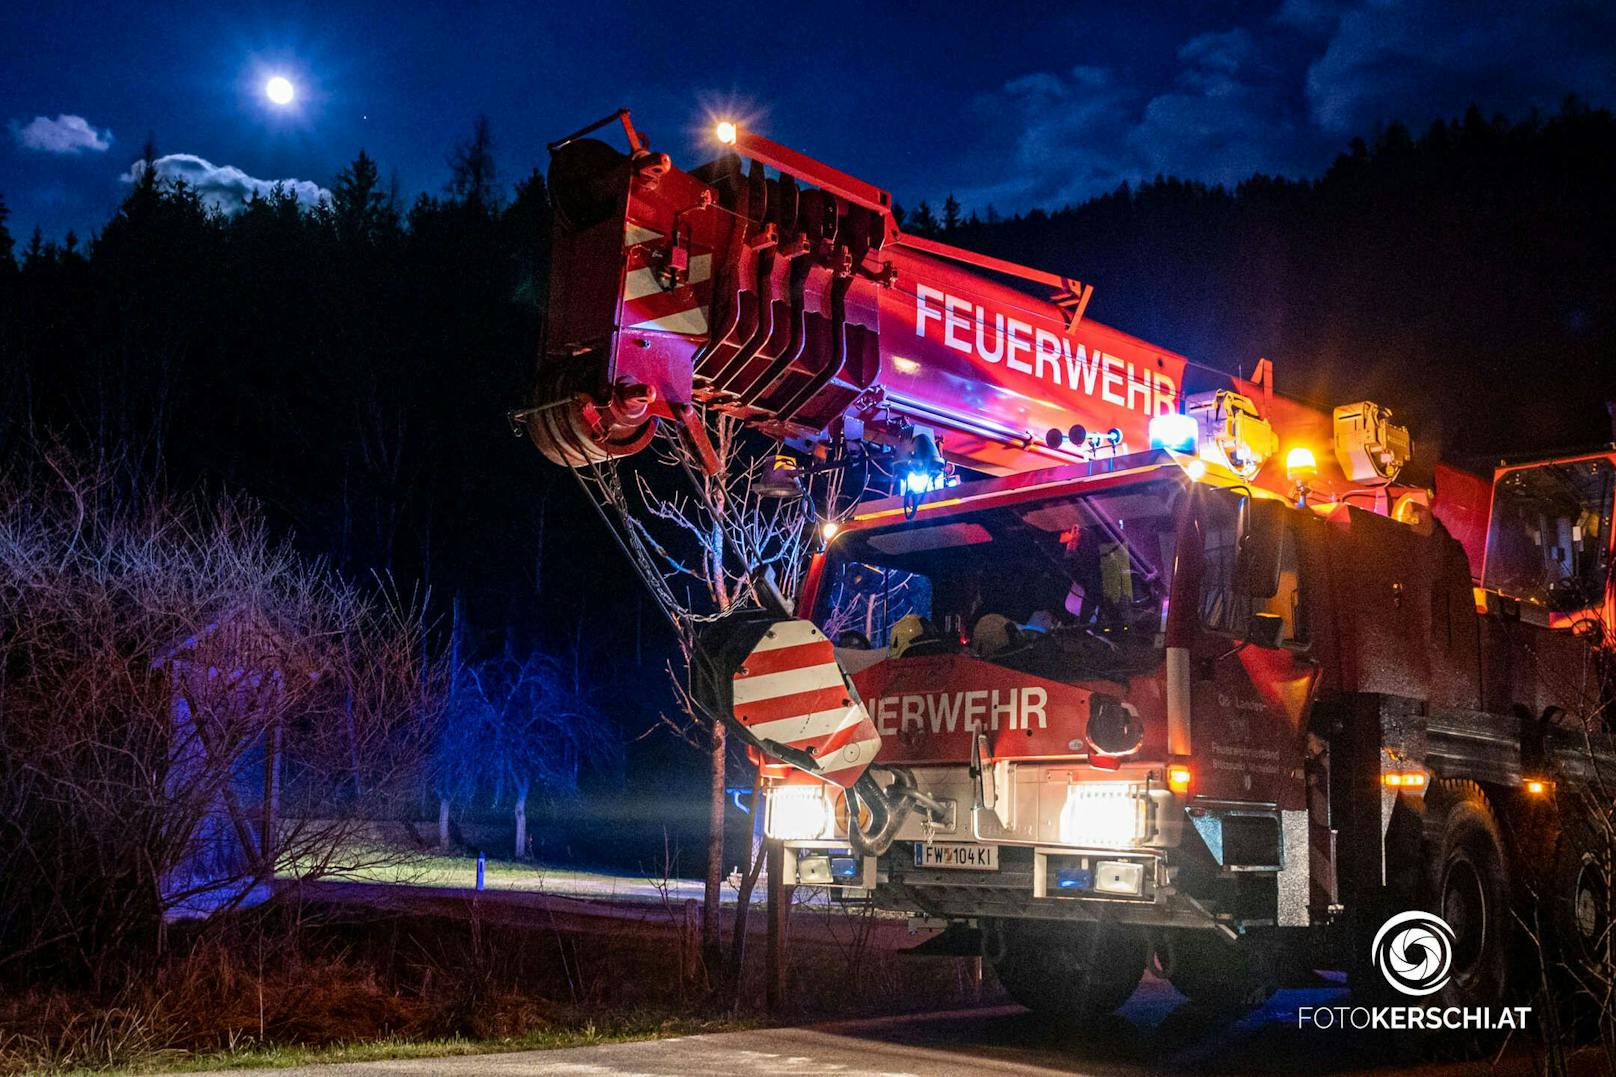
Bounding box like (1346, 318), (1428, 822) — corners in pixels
(765, 784), (836, 841)
(1057, 783), (1146, 848)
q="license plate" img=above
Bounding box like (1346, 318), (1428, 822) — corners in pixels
(914, 843), (999, 870)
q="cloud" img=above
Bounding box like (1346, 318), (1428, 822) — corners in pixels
(1177, 28), (1255, 78)
(12, 114), (113, 154)
(1274, 0), (1349, 34)
(121, 154), (331, 215)
(958, 29), (1311, 211)
(1301, 0), (1616, 133)
(1125, 28), (1309, 186)
(954, 66), (1141, 210)
(942, 3), (1615, 215)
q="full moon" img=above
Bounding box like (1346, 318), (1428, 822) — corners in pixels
(265, 76), (295, 105)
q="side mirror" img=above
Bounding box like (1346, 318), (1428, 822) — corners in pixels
(1235, 496), (1285, 599)
(1246, 612), (1285, 649)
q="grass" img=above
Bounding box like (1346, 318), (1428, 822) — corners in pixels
(11, 994), (750, 1077)
(290, 847), (779, 906)
(143, 1014), (748, 1074)
(313, 851), (656, 893)
(6, 874), (984, 1075)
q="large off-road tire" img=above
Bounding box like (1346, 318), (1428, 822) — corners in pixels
(1163, 931), (1279, 1011)
(986, 919), (1147, 1022)
(1548, 811), (1613, 1001)
(1419, 780), (1512, 1009)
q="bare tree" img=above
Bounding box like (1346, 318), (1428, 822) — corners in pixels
(1526, 696), (1616, 1070)
(0, 448), (444, 987)
(450, 644), (616, 860)
(568, 413), (857, 995)
(431, 597), (479, 851)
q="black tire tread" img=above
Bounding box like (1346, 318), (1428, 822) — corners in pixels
(1166, 933), (1278, 1011)
(988, 921), (1146, 1022)
(1421, 777), (1511, 1008)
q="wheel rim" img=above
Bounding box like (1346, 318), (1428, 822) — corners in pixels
(1443, 852), (1488, 981)
(1572, 854), (1607, 960)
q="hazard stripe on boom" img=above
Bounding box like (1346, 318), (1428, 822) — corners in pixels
(627, 308), (708, 334)
(728, 618), (881, 788)
(817, 732), (882, 786)
(735, 685), (851, 724)
(740, 639), (837, 678)
(732, 664), (845, 707)
(748, 621), (826, 651)
(745, 703), (865, 746)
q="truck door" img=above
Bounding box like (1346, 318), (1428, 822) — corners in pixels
(1189, 489), (1316, 810)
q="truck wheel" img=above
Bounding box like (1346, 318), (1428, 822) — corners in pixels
(1419, 780), (1511, 1008)
(1163, 932), (1278, 1011)
(986, 919), (1147, 1022)
(1549, 817), (1612, 988)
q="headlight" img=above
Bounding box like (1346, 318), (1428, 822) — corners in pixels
(765, 784), (836, 841)
(1058, 782), (1146, 847)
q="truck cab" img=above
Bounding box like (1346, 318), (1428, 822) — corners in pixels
(763, 446), (1614, 1018)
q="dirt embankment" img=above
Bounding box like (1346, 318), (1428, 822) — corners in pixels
(0, 890), (991, 1074)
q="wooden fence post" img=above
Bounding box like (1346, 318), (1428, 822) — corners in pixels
(765, 838), (790, 1014)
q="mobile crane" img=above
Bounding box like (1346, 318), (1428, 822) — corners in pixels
(522, 109), (1615, 1019)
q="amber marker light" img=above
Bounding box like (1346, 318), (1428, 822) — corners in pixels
(1383, 771), (1428, 789)
(1167, 764), (1193, 795)
(1285, 446), (1318, 482)
(1525, 778), (1550, 796)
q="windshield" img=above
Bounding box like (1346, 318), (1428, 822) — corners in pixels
(1483, 457), (1614, 612)
(812, 482), (1181, 680)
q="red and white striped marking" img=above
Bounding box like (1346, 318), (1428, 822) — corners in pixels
(732, 620), (881, 788)
(620, 221), (711, 336)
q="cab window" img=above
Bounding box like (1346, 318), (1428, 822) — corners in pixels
(810, 483), (1180, 679)
(1482, 457), (1614, 612)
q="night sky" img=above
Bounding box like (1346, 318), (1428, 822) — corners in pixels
(4, 0), (1615, 242)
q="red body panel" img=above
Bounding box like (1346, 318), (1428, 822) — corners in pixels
(1190, 639), (1317, 810)
(1431, 462), (1493, 576)
(873, 248), (1185, 471)
(845, 653), (1168, 765)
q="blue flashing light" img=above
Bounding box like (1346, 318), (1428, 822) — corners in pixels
(902, 469), (942, 495)
(829, 857), (861, 879)
(1055, 866), (1094, 890)
(1149, 413), (1199, 453)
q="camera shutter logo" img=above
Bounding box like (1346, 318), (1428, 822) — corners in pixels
(1372, 911), (1456, 996)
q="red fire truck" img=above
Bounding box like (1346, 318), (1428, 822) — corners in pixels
(524, 110), (1614, 1017)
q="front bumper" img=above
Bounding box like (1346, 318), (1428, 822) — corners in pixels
(771, 763), (1304, 933)
(878, 843), (1221, 930)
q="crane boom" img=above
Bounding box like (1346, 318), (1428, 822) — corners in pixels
(525, 113), (1410, 507)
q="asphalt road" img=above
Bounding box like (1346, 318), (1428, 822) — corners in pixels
(185, 976), (1556, 1076)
